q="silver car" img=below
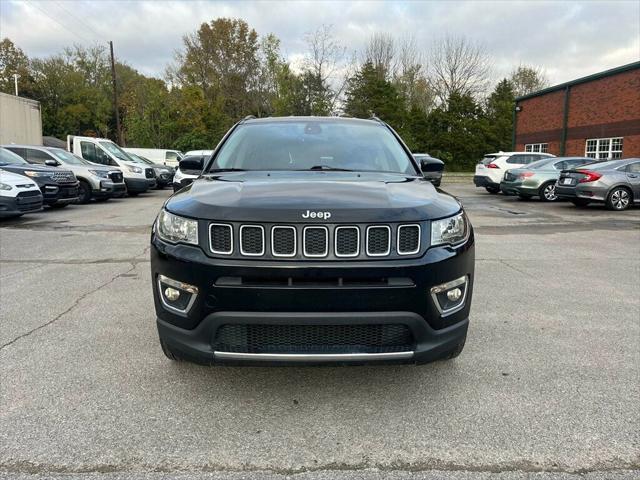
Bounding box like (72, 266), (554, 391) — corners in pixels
(556, 158), (640, 210)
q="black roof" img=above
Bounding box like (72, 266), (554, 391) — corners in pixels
(516, 61), (640, 101)
(243, 116), (381, 125)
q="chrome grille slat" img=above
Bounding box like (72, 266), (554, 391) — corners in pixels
(303, 226), (328, 257)
(366, 226), (391, 257)
(240, 225), (265, 256)
(335, 226), (359, 257)
(397, 225), (421, 255)
(210, 224), (233, 255)
(272, 226), (296, 257)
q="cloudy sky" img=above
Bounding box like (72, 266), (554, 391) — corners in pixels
(1, 0), (639, 86)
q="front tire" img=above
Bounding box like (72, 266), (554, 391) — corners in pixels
(439, 334), (466, 361)
(539, 182), (558, 202)
(606, 187), (632, 211)
(77, 180), (92, 204)
(160, 339), (182, 362)
(485, 186), (500, 194)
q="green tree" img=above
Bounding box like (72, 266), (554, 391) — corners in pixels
(0, 38), (33, 95)
(344, 62), (405, 126)
(485, 79), (515, 152)
(510, 65), (549, 97)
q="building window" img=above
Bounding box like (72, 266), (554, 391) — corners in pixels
(525, 143), (548, 153)
(585, 137), (623, 159)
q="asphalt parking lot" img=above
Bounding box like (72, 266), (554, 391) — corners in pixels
(1, 183), (639, 480)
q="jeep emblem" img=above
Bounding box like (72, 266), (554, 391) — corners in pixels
(302, 210), (332, 220)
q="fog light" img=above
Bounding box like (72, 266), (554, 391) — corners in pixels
(430, 276), (468, 316)
(157, 274), (198, 316)
(164, 287), (180, 301)
(447, 288), (462, 302)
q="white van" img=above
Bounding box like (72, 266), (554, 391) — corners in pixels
(123, 148), (183, 167)
(67, 136), (156, 195)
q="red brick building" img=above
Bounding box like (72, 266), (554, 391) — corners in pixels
(513, 61), (640, 159)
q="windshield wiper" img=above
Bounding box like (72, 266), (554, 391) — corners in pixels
(305, 165), (353, 172)
(207, 168), (246, 173)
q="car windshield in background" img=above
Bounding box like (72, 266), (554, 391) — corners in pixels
(99, 141), (134, 162)
(0, 148), (29, 165)
(527, 158), (557, 169)
(210, 120), (418, 175)
(49, 149), (90, 165)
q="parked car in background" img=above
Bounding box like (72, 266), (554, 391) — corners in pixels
(0, 168), (43, 218)
(413, 153), (444, 187)
(127, 152), (175, 189)
(173, 153), (210, 192)
(474, 152), (554, 194)
(3, 145), (125, 203)
(67, 136), (156, 196)
(500, 157), (595, 202)
(556, 158), (640, 211)
(0, 147), (78, 208)
(123, 148), (183, 167)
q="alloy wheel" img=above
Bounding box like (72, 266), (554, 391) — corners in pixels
(543, 183), (557, 201)
(610, 189), (630, 210)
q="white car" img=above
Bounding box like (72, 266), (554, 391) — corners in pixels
(123, 148), (183, 168)
(0, 169), (43, 218)
(474, 151), (554, 193)
(173, 151), (213, 192)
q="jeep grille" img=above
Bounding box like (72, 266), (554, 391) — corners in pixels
(208, 222), (425, 260)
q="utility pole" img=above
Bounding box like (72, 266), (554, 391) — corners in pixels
(13, 74), (19, 96)
(109, 41), (123, 145)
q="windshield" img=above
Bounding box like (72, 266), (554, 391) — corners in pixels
(49, 149), (90, 165)
(210, 120), (418, 174)
(0, 148), (29, 166)
(99, 141), (134, 162)
(481, 155), (498, 165)
(132, 154), (154, 165)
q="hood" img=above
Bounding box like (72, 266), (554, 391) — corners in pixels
(0, 163), (65, 174)
(166, 171), (462, 223)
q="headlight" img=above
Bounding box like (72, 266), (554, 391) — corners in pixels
(126, 165), (143, 173)
(431, 212), (468, 246)
(24, 170), (50, 178)
(88, 169), (109, 178)
(156, 209), (198, 245)
(0, 182), (12, 191)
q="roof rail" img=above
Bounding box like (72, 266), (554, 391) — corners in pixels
(369, 115), (385, 125)
(240, 115), (256, 123)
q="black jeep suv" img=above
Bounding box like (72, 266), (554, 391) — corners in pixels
(151, 117), (474, 365)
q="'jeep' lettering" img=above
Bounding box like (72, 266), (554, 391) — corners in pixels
(302, 210), (332, 220)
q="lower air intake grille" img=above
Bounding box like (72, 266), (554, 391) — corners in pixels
(272, 227), (296, 256)
(213, 324), (414, 354)
(367, 226), (390, 256)
(240, 226), (264, 256)
(398, 225), (420, 254)
(210, 224), (232, 254)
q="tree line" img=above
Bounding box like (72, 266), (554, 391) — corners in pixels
(0, 19), (549, 170)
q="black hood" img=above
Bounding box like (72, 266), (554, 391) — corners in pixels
(0, 163), (61, 174)
(165, 171), (461, 223)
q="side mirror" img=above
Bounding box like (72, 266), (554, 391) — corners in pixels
(179, 157), (204, 171)
(420, 157), (444, 174)
(45, 159), (60, 167)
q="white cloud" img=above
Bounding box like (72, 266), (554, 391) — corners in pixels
(1, 0), (638, 86)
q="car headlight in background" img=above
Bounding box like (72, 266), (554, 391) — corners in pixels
(24, 170), (51, 178)
(88, 169), (110, 178)
(156, 209), (198, 245)
(126, 165), (143, 174)
(431, 212), (468, 246)
(0, 182), (12, 191)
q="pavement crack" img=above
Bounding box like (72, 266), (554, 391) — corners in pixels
(0, 262), (138, 353)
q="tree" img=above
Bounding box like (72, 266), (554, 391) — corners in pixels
(510, 64), (550, 97)
(0, 38), (32, 95)
(485, 79), (515, 151)
(344, 61), (405, 127)
(364, 32), (396, 80)
(428, 35), (491, 104)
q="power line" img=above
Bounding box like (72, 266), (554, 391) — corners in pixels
(24, 0), (94, 45)
(53, 0), (103, 42)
